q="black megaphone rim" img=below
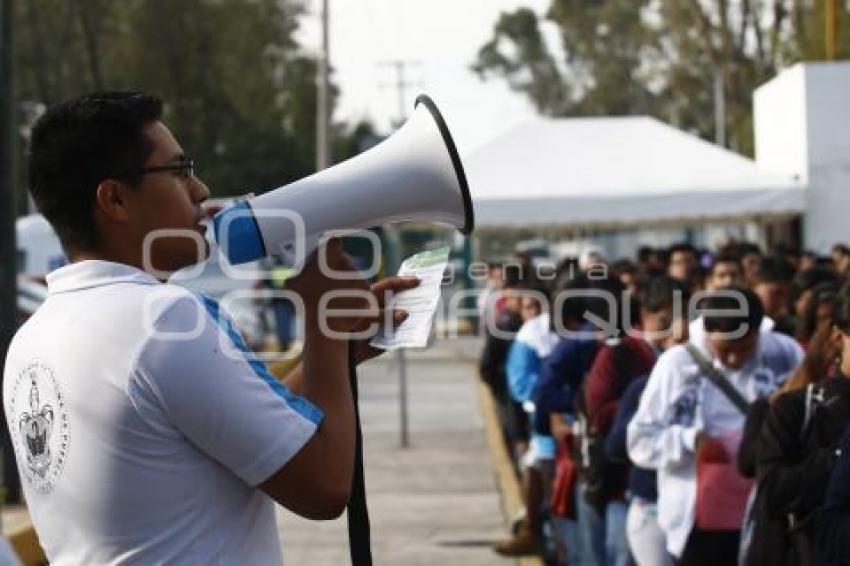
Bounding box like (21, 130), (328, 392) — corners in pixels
(414, 94), (475, 235)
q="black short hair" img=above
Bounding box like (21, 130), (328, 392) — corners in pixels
(774, 242), (801, 258)
(502, 264), (523, 288)
(738, 242), (763, 258)
(756, 255), (795, 285)
(795, 266), (838, 288)
(791, 266), (838, 303)
(585, 273), (626, 338)
(709, 251), (742, 274)
(702, 287), (764, 337)
(554, 257), (579, 279)
(612, 259), (636, 276)
(798, 281), (840, 341)
(667, 242), (696, 257)
(639, 276), (688, 314)
(28, 91), (164, 251)
(550, 272), (588, 329)
(636, 246), (655, 264)
(519, 283), (550, 301)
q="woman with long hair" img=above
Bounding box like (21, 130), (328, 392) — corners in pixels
(744, 284), (850, 565)
(795, 282), (839, 351)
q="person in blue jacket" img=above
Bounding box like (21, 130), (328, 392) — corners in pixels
(535, 275), (601, 565)
(495, 286), (558, 557)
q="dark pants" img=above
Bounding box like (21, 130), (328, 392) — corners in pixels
(676, 528), (740, 566)
(272, 299), (294, 350)
(489, 387), (529, 467)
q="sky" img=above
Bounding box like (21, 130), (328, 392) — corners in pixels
(297, 0), (553, 155)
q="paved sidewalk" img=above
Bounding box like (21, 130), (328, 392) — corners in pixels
(276, 338), (518, 565)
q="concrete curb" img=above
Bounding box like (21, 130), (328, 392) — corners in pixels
(3, 505), (45, 565)
(475, 380), (545, 566)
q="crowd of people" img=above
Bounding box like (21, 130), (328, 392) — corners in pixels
(478, 240), (850, 566)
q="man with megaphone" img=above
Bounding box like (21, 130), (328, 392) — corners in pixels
(4, 91), (419, 564)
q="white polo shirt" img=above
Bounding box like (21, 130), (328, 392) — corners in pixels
(3, 260), (322, 565)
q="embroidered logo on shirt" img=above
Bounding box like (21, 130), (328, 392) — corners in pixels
(10, 361), (70, 493)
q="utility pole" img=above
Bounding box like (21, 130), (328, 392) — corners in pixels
(315, 0), (330, 171)
(379, 59), (421, 449)
(0, 0), (17, 509)
(826, 0), (838, 61)
(713, 67), (726, 148)
(380, 60), (422, 128)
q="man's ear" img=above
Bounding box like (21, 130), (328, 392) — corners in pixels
(94, 179), (132, 224)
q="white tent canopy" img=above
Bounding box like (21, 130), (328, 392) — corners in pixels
(465, 116), (805, 230)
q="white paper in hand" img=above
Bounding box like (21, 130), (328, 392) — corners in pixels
(370, 247), (449, 350)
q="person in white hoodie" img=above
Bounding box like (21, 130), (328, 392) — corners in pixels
(627, 288), (802, 564)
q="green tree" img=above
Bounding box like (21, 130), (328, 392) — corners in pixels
(474, 0), (850, 155)
(13, 0), (370, 206)
(472, 8), (570, 115)
(547, 0), (659, 116)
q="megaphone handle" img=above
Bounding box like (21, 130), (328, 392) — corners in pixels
(347, 342), (373, 565)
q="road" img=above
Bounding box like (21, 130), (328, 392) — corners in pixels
(276, 337), (517, 565)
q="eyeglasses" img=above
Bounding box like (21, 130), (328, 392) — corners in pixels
(139, 159), (195, 180)
(119, 158), (195, 181)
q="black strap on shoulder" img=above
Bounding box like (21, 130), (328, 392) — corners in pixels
(347, 343), (372, 566)
(801, 383), (826, 442)
(685, 343), (751, 415)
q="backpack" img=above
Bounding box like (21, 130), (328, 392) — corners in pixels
(739, 384), (825, 566)
(784, 384), (826, 566)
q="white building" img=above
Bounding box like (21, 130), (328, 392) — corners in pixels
(467, 61), (850, 259)
(754, 61), (850, 253)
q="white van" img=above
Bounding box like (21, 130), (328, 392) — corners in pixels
(16, 213), (67, 278)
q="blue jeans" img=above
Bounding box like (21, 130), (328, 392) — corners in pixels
(576, 482), (633, 566)
(606, 500), (632, 566)
(553, 516), (584, 565)
(272, 299), (294, 348)
(577, 482), (605, 566)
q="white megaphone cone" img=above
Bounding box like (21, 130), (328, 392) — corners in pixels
(213, 95), (474, 266)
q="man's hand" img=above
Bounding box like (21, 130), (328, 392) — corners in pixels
(260, 239), (370, 519)
(285, 238), (371, 335)
(350, 275), (420, 365)
(550, 413), (573, 444)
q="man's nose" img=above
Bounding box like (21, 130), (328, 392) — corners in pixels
(192, 177), (212, 203)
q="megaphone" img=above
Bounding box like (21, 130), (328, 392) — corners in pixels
(213, 95), (474, 266)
